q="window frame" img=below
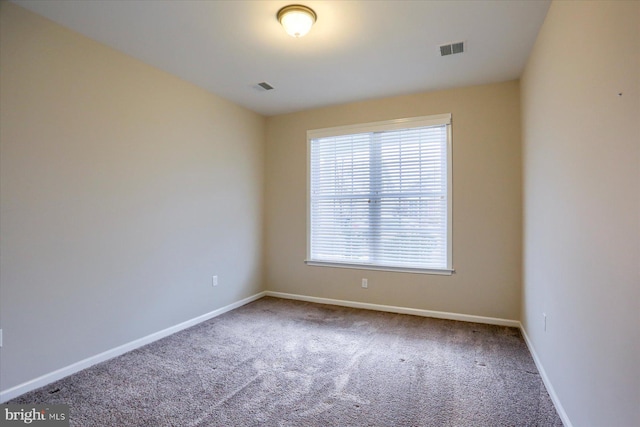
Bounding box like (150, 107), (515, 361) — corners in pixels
(305, 114), (454, 275)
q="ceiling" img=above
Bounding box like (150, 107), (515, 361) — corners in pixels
(13, 0), (551, 116)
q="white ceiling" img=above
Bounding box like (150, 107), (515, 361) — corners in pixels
(13, 0), (551, 116)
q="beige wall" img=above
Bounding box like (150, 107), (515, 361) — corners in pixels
(0, 2), (265, 392)
(265, 81), (522, 320)
(521, 1), (639, 426)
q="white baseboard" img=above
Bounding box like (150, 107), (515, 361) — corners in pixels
(519, 325), (573, 427)
(0, 291), (267, 403)
(265, 291), (521, 327)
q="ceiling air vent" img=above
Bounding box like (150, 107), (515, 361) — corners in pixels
(257, 82), (274, 91)
(440, 41), (465, 56)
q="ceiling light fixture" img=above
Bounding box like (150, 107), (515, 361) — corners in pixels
(277, 4), (316, 38)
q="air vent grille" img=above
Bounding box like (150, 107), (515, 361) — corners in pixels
(257, 82), (274, 91)
(440, 41), (465, 56)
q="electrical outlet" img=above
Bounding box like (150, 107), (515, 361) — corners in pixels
(212, 275), (218, 287)
(361, 278), (368, 289)
(543, 312), (547, 332)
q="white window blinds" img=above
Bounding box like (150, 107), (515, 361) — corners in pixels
(307, 114), (452, 274)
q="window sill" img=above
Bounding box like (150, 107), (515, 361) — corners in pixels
(304, 260), (455, 276)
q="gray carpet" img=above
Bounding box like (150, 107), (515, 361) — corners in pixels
(10, 297), (563, 426)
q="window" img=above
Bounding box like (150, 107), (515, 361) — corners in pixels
(306, 114), (453, 275)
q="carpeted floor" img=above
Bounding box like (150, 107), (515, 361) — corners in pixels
(10, 297), (563, 426)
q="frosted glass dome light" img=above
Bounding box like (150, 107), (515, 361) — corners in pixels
(277, 5), (317, 38)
